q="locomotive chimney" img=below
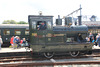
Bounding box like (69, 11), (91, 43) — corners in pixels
(78, 16), (82, 25)
(56, 15), (62, 25)
(78, 5), (82, 25)
(58, 15), (60, 19)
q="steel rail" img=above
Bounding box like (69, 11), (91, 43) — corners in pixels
(0, 53), (100, 63)
(0, 61), (100, 67)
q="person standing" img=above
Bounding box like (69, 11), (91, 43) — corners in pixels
(13, 36), (17, 49)
(16, 37), (20, 48)
(0, 35), (3, 50)
(22, 38), (26, 44)
(96, 35), (100, 47)
(89, 33), (94, 42)
(10, 36), (14, 48)
(96, 33), (100, 40)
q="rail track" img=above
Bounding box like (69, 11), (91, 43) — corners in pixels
(0, 53), (100, 67)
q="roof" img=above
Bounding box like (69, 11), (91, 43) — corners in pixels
(82, 21), (100, 26)
(0, 24), (29, 28)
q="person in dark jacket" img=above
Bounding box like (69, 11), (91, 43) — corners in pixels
(38, 23), (46, 30)
(96, 35), (100, 47)
(89, 33), (94, 42)
(16, 37), (20, 48)
(77, 33), (83, 42)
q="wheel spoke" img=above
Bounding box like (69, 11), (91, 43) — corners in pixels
(44, 52), (54, 58)
(69, 51), (80, 57)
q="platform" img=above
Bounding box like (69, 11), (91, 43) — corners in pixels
(92, 45), (100, 49)
(0, 47), (31, 53)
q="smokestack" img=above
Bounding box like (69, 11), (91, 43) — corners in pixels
(78, 16), (82, 25)
(56, 15), (62, 25)
(78, 5), (82, 25)
(58, 15), (60, 19)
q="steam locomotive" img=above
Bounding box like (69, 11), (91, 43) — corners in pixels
(28, 15), (93, 58)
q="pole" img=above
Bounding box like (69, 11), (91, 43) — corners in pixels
(80, 4), (81, 16)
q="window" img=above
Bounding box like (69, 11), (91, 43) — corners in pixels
(36, 21), (46, 30)
(15, 30), (21, 35)
(32, 21), (36, 29)
(47, 21), (52, 30)
(88, 29), (93, 33)
(25, 29), (29, 35)
(0, 30), (1, 35)
(4, 29), (10, 35)
(66, 37), (74, 42)
(97, 29), (100, 33)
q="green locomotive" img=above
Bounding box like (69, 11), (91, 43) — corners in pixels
(28, 15), (93, 58)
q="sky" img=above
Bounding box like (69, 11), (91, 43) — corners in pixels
(0, 0), (100, 24)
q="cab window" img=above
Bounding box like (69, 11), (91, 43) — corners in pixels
(37, 21), (46, 30)
(47, 21), (52, 30)
(32, 21), (36, 29)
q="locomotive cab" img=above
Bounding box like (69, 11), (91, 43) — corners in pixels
(28, 15), (53, 46)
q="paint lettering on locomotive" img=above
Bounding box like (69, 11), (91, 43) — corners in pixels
(32, 33), (37, 36)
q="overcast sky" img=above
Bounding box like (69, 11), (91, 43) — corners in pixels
(0, 0), (99, 23)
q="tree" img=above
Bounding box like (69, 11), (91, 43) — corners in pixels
(2, 20), (28, 24)
(2, 20), (16, 24)
(17, 21), (28, 24)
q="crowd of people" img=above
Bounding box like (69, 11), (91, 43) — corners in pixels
(10, 36), (28, 49)
(76, 32), (100, 47)
(87, 33), (100, 47)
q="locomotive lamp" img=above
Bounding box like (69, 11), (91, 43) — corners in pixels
(39, 11), (42, 15)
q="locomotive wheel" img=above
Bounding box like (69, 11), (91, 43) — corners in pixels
(44, 52), (54, 58)
(69, 51), (80, 57)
